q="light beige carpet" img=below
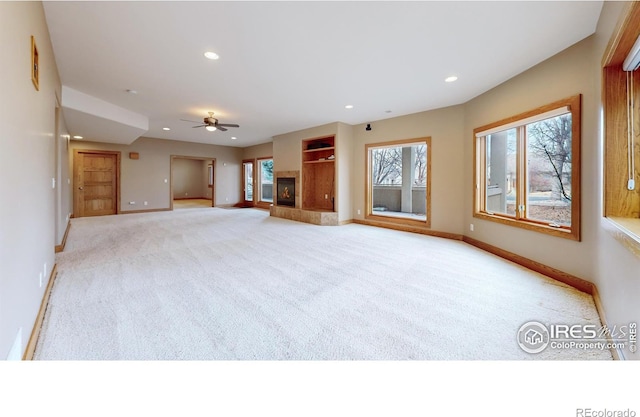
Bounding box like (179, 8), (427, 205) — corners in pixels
(35, 208), (611, 360)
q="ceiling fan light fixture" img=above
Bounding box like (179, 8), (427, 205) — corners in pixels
(205, 125), (217, 132)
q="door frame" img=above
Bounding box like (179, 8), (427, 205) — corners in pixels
(170, 155), (216, 210)
(73, 149), (121, 217)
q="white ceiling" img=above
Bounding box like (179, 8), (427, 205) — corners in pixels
(43, 1), (603, 148)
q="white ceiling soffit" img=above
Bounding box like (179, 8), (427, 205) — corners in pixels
(44, 1), (603, 148)
(61, 86), (148, 145)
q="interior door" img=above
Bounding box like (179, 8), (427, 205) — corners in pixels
(242, 160), (255, 206)
(74, 151), (119, 217)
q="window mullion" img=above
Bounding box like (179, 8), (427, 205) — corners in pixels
(516, 126), (527, 220)
(478, 136), (487, 212)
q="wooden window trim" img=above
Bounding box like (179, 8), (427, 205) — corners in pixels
(601, 1), (640, 257)
(473, 95), (582, 241)
(365, 137), (432, 229)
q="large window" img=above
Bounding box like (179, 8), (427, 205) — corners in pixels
(474, 95), (581, 240)
(366, 137), (431, 226)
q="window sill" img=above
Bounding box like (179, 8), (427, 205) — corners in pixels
(604, 217), (640, 259)
(474, 212), (579, 241)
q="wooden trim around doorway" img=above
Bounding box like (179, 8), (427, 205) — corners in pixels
(170, 155), (216, 210)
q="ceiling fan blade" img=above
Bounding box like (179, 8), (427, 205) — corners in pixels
(192, 125), (206, 128)
(216, 126), (228, 132)
(180, 118), (201, 123)
(216, 123), (239, 128)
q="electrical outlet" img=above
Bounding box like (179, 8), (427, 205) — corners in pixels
(164, 179), (168, 183)
(51, 178), (56, 189)
(357, 209), (361, 215)
(470, 223), (474, 232)
(144, 201), (148, 206)
(324, 194), (328, 199)
(185, 193), (188, 196)
(225, 197), (229, 202)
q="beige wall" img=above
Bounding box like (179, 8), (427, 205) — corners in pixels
(336, 122), (354, 222)
(463, 37), (598, 272)
(70, 137), (243, 211)
(242, 142), (273, 160)
(172, 158), (207, 199)
(55, 105), (72, 244)
(0, 1), (62, 359)
(3, 1), (638, 361)
(351, 105), (466, 234)
(462, 1), (639, 359)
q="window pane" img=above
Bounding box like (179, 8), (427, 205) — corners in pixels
(485, 128), (517, 217)
(259, 159), (273, 202)
(526, 114), (572, 226)
(370, 144), (427, 221)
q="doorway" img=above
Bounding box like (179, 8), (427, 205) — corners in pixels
(73, 150), (120, 217)
(170, 156), (215, 210)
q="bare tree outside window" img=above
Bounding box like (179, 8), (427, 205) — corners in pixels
(371, 147), (402, 185)
(527, 114), (572, 202)
(371, 145), (427, 186)
(413, 145), (427, 186)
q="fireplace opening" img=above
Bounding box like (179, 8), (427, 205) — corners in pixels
(277, 177), (295, 207)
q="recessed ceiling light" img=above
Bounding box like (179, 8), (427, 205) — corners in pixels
(162, 127), (171, 131)
(73, 135), (83, 139)
(231, 137), (237, 140)
(445, 76), (458, 83)
(345, 105), (354, 109)
(204, 51), (219, 60)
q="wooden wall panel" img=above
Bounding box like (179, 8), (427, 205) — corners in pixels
(603, 0), (640, 219)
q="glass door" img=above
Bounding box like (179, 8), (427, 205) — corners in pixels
(257, 158), (273, 203)
(242, 160), (255, 205)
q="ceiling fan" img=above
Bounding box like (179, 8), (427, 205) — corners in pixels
(181, 112), (239, 132)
